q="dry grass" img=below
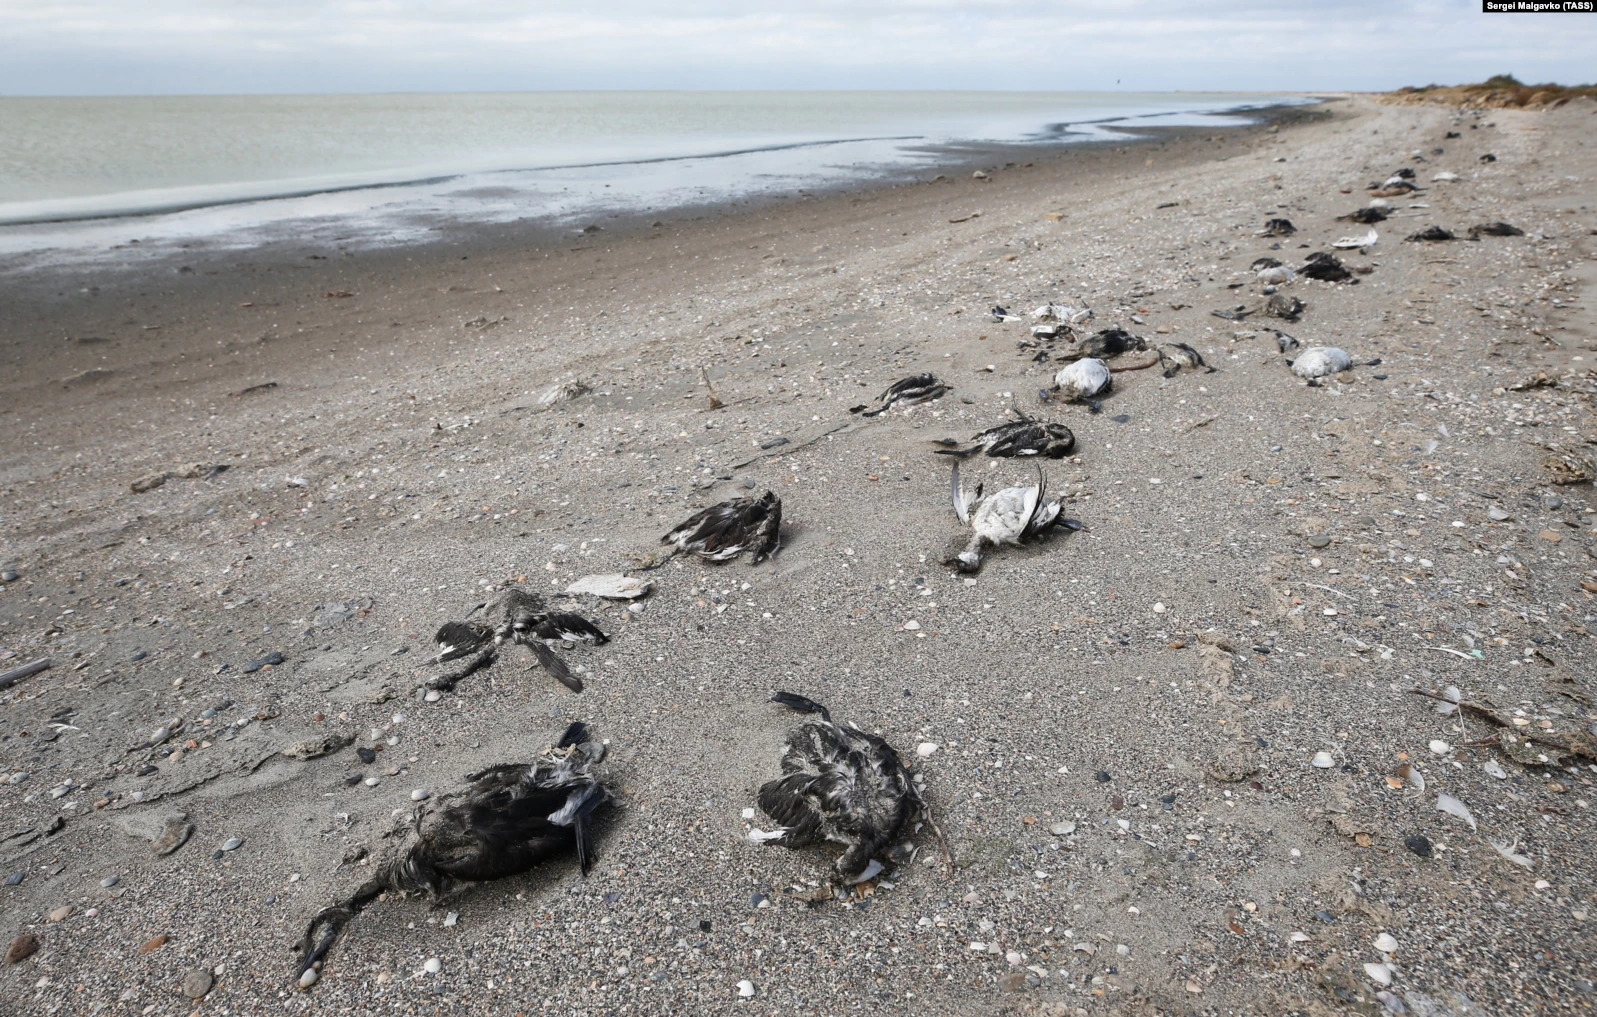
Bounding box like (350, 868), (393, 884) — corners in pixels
(1384, 74), (1597, 109)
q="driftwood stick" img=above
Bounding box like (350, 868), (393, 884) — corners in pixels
(0, 658), (50, 690)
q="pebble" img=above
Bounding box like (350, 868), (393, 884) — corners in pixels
(424, 690), (442, 702)
(181, 968), (215, 998)
(1404, 834), (1433, 858)
(153, 815), (194, 856)
(1542, 494), (1564, 510)
(1307, 535), (1332, 548)
(0, 571), (17, 582)
(1050, 821), (1076, 836)
(356, 747), (377, 764)
(242, 651), (285, 674)
(138, 934), (169, 954)
(443, 912), (458, 927)
(48, 906), (72, 922)
(1152, 602), (1166, 614)
(902, 620), (921, 631)
(100, 876), (119, 888)
(298, 968), (319, 989)
(1311, 751), (1336, 768)
(1488, 507), (1513, 522)
(7, 772), (27, 784)
(411, 789), (430, 801)
(220, 837), (244, 852)
(423, 957), (442, 974)
(4, 872), (24, 886)
(737, 979), (756, 998)
(364, 777), (381, 787)
(5, 934), (39, 965)
(1095, 770), (1112, 783)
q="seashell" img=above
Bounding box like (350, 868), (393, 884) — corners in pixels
(1428, 739), (1451, 755)
(1364, 962), (1394, 986)
(1311, 750), (1336, 769)
(298, 968), (320, 989)
(916, 742), (939, 758)
(737, 979), (756, 998)
(564, 574), (653, 600)
(1373, 932), (1399, 954)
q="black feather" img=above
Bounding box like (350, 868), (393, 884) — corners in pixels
(662, 490), (782, 563)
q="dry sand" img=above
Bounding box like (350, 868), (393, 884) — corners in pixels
(2, 96), (1595, 1016)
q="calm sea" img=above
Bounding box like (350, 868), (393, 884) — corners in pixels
(0, 91), (1301, 263)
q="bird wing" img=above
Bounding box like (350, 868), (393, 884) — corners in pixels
(518, 636), (584, 692)
(949, 460), (978, 524)
(748, 494), (782, 563)
(531, 613), (609, 645)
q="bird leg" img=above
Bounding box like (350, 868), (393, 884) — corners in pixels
(627, 548), (680, 572)
(293, 878), (385, 986)
(427, 645), (496, 692)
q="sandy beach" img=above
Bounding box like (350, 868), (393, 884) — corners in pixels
(2, 94), (1595, 1016)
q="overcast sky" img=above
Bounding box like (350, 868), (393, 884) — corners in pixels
(3, 1), (1593, 95)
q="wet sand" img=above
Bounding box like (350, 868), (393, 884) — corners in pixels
(2, 95), (1595, 1016)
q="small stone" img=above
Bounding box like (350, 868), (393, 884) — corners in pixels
(0, 571), (17, 582)
(737, 979), (756, 998)
(424, 690), (441, 702)
(1311, 751), (1336, 768)
(3, 872), (23, 886)
(138, 934), (169, 954)
(1095, 770), (1112, 783)
(1542, 494), (1564, 510)
(152, 815), (194, 856)
(902, 620), (921, 631)
(242, 652), (285, 674)
(298, 968), (320, 989)
(443, 912), (458, 927)
(356, 747), (377, 764)
(1488, 507), (1512, 522)
(1538, 530), (1563, 543)
(364, 777), (381, 787)
(182, 967), (215, 998)
(48, 906), (72, 922)
(424, 957), (441, 974)
(8, 772), (29, 784)
(411, 789), (430, 802)
(220, 837), (244, 852)
(1404, 834), (1433, 858)
(100, 876), (119, 888)
(1152, 602), (1166, 614)
(1307, 534), (1332, 548)
(1049, 821), (1076, 836)
(5, 934), (39, 965)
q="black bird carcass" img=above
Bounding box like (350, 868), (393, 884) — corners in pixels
(292, 722), (611, 988)
(430, 587), (608, 693)
(931, 412), (1076, 459)
(659, 490), (782, 564)
(849, 373), (949, 416)
(748, 693), (952, 893)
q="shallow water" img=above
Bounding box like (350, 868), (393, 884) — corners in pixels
(0, 90), (1303, 265)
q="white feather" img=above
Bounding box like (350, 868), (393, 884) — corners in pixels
(1054, 358), (1110, 401)
(1436, 793), (1476, 831)
(1332, 228), (1378, 249)
(1291, 346), (1353, 379)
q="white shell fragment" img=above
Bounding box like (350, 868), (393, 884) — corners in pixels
(1436, 685), (1462, 716)
(564, 574), (653, 600)
(1332, 228), (1378, 249)
(737, 979), (756, 998)
(1436, 793), (1477, 831)
(1364, 962), (1394, 986)
(1311, 750), (1336, 769)
(298, 968), (319, 989)
(1428, 740), (1451, 755)
(423, 957), (442, 975)
(1432, 171), (1459, 182)
(1373, 932), (1399, 954)
(1483, 759), (1507, 780)
(916, 742), (939, 758)
(1291, 347), (1353, 379)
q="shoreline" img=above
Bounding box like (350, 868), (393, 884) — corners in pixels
(2, 93), (1593, 1017)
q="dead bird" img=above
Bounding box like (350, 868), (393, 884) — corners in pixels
(1031, 303), (1094, 327)
(1050, 327), (1146, 364)
(1048, 357), (1112, 404)
(659, 490), (782, 564)
(430, 588), (608, 693)
(990, 304), (1021, 322)
(750, 692), (951, 886)
(1265, 293), (1304, 321)
(293, 722), (610, 988)
(1287, 346), (1382, 383)
(1155, 342), (1213, 377)
(1336, 206), (1389, 224)
(1256, 264), (1296, 285)
(1250, 256), (1284, 272)
(849, 373), (949, 416)
(931, 413), (1076, 459)
(1405, 226), (1456, 242)
(1468, 221), (1525, 239)
(945, 459), (1080, 573)
(1259, 217), (1296, 236)
(1300, 252), (1355, 283)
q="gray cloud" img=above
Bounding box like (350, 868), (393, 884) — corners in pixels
(1, 1), (1592, 94)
